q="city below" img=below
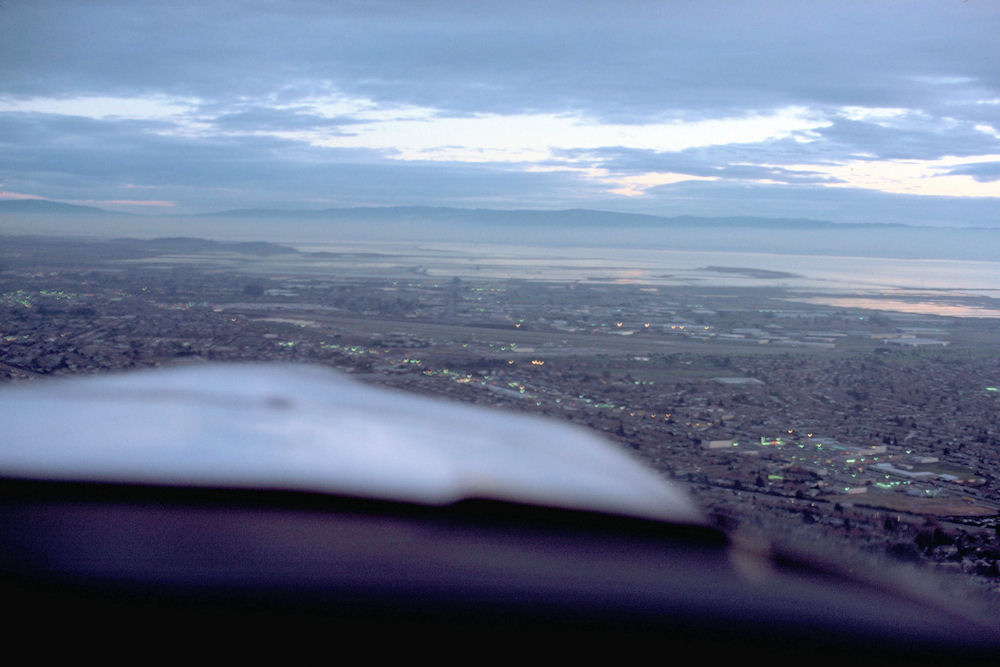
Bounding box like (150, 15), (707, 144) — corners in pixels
(3, 234), (1000, 612)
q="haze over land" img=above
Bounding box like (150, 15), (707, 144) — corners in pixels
(3, 200), (999, 264)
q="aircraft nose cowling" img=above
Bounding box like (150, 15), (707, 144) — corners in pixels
(0, 362), (704, 525)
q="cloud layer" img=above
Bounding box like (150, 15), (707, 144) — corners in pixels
(1, 0), (998, 225)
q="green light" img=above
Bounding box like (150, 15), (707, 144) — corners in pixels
(987, 387), (998, 392)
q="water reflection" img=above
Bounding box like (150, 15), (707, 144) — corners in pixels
(790, 297), (1000, 319)
(280, 242), (1000, 319)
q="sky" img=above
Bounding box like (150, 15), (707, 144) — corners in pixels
(0, 0), (998, 226)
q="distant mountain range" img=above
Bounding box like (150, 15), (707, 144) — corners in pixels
(1, 199), (908, 230)
(0, 199), (121, 216)
(4, 199), (996, 261)
(197, 205), (907, 229)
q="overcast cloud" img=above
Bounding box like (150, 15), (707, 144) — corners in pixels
(0, 0), (998, 225)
